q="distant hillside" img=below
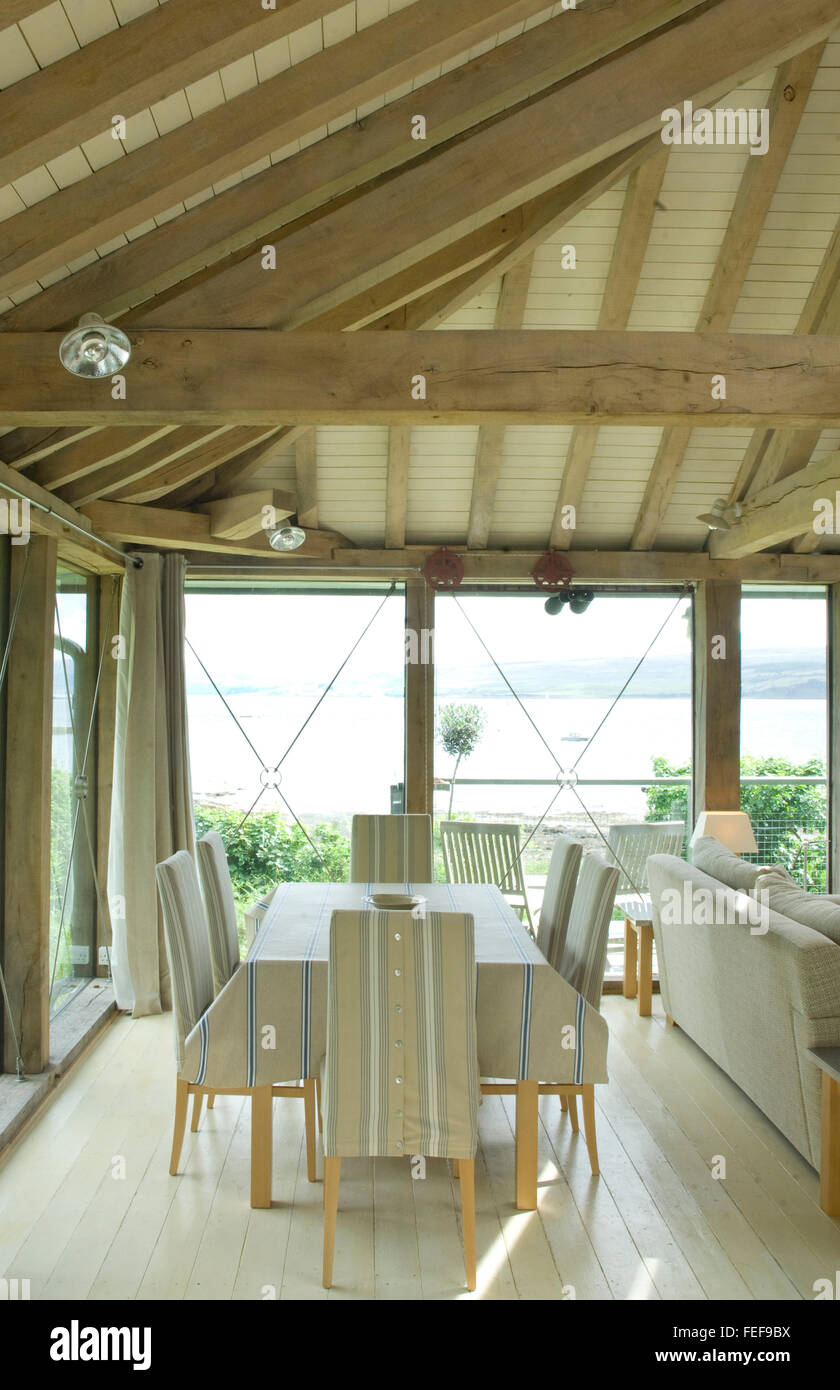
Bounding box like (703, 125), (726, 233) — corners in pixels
(191, 648), (825, 700)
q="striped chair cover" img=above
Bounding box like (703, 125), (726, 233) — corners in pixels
(557, 852), (620, 1009)
(155, 850), (215, 1072)
(196, 830), (241, 993)
(349, 814), (433, 883)
(536, 833), (582, 970)
(322, 910), (479, 1160)
(606, 820), (685, 897)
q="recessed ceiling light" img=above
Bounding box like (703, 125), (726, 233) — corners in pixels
(59, 313), (131, 379)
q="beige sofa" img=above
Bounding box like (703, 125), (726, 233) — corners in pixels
(647, 838), (840, 1170)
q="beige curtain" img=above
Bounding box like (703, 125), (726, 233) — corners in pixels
(108, 552), (195, 1015)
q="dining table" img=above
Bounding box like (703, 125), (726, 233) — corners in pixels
(181, 881), (609, 1210)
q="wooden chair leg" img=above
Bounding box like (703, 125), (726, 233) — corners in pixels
(515, 1080), (539, 1210)
(581, 1084), (600, 1176)
(206, 1090), (215, 1109)
(559, 1095), (568, 1113)
(250, 1086), (273, 1209)
(304, 1078), (317, 1182)
(169, 1078), (189, 1176)
(452, 1158), (460, 1178)
(623, 918), (638, 999)
(567, 1091), (579, 1133)
(190, 1090), (204, 1132)
(316, 1075), (323, 1134)
(323, 1156), (341, 1288)
(459, 1158), (477, 1292)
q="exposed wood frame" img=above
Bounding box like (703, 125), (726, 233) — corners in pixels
(0, 0), (702, 334)
(404, 579), (434, 815)
(295, 433), (318, 531)
(6, 331), (840, 429)
(0, 0), (585, 299)
(550, 147), (669, 549)
(0, 0), (351, 189)
(96, 575), (120, 976)
(830, 584), (840, 892)
(385, 427), (411, 551)
(80, 500), (346, 559)
(4, 536), (55, 1073)
(630, 46), (825, 550)
(692, 579), (742, 823)
(199, 491), (296, 541)
(55, 429), (234, 505)
(28, 428), (177, 492)
(135, 0), (840, 332)
(709, 451), (840, 558)
(0, 459), (125, 573)
(466, 255), (534, 549)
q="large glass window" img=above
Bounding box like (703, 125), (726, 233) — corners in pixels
(433, 589), (693, 973)
(740, 587), (828, 889)
(185, 583), (405, 940)
(51, 569), (99, 1014)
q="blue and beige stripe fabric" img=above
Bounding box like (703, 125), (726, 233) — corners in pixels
(155, 850), (215, 1072)
(536, 834), (583, 971)
(196, 830), (241, 994)
(557, 852), (620, 1009)
(349, 814), (433, 883)
(180, 882), (609, 1093)
(322, 910), (479, 1160)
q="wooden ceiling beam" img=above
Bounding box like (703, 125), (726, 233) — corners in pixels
(0, 0), (588, 300)
(4, 330), (840, 428)
(295, 432), (318, 531)
(199, 490), (297, 541)
(710, 450), (840, 558)
(184, 548), (840, 584)
(385, 427), (411, 552)
(107, 429), (283, 505)
(81, 499), (346, 559)
(466, 255), (535, 550)
(629, 46), (824, 551)
(0, 0), (350, 189)
(135, 0), (840, 332)
(28, 427), (176, 491)
(0, 0), (703, 334)
(55, 428), (234, 506)
(549, 147), (669, 550)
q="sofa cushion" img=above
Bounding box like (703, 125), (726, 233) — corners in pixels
(753, 871), (840, 947)
(689, 837), (790, 891)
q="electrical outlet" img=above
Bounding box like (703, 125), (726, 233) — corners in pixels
(69, 945), (90, 966)
(98, 947), (111, 966)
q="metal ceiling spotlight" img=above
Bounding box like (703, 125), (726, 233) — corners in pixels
(544, 592), (569, 616)
(568, 588), (595, 614)
(59, 313), (131, 378)
(267, 524), (306, 552)
(697, 498), (731, 531)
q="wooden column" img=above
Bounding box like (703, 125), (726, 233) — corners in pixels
(4, 536), (56, 1073)
(692, 580), (741, 823)
(96, 575), (120, 975)
(404, 579), (434, 815)
(828, 584), (840, 892)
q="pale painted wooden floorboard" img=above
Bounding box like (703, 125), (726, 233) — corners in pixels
(4, 1005), (840, 1301)
(608, 1008), (811, 1298)
(505, 1093), (660, 1302)
(595, 1061), (753, 1300)
(636, 1003), (840, 1267)
(605, 1026), (800, 1300)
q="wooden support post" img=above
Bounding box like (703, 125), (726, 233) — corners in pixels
(4, 535), (56, 1073)
(829, 584), (840, 892)
(96, 576), (120, 975)
(693, 580), (741, 824)
(404, 579), (434, 815)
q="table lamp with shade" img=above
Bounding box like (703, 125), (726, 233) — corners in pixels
(690, 811), (758, 856)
